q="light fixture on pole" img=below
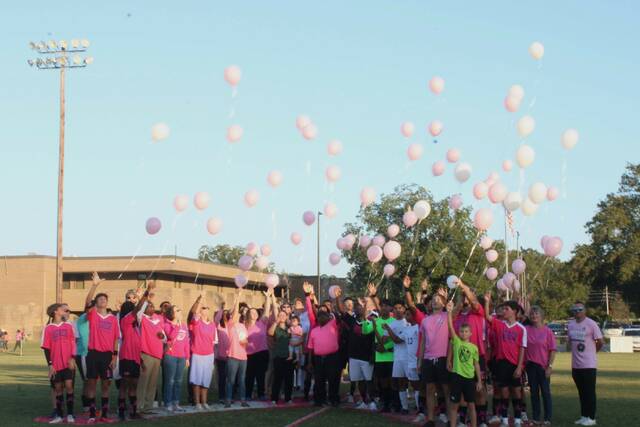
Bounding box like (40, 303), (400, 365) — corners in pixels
(27, 38), (93, 303)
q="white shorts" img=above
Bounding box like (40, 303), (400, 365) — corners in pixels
(349, 358), (374, 382)
(189, 353), (215, 388)
(392, 359), (420, 381)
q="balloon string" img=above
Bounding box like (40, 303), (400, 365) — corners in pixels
(430, 248), (449, 277)
(530, 257), (550, 283)
(149, 239), (171, 277)
(405, 220), (423, 275)
(117, 237), (147, 280)
(459, 231), (481, 278)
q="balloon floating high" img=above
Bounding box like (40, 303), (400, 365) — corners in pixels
(267, 170), (283, 188)
(324, 202), (338, 218)
(517, 115), (535, 138)
(151, 123), (170, 142)
(454, 162), (472, 183)
(529, 182), (548, 204)
(327, 139), (343, 156)
(561, 129), (579, 150)
(516, 145), (535, 168)
(290, 232), (302, 245)
(224, 65), (242, 86)
(173, 195), (189, 212)
(206, 217), (223, 235)
(446, 148), (460, 163)
(360, 187), (376, 207)
(529, 42), (545, 60)
(302, 211), (316, 226)
(246, 242), (259, 256)
(401, 122), (415, 138)
(260, 244), (272, 257)
(429, 76), (445, 94)
(432, 161), (446, 176)
(194, 192), (211, 210)
(226, 125), (243, 143)
(325, 165), (342, 183)
(407, 143), (423, 161)
(429, 120), (443, 137)
(145, 217), (162, 235)
(329, 253), (341, 266)
(474, 208), (493, 231)
(255, 256), (269, 271)
(234, 274), (248, 289)
(244, 190), (259, 207)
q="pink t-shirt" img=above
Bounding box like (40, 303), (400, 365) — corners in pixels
(215, 325), (230, 360)
(87, 309), (119, 353)
(119, 313), (141, 363)
(41, 322), (76, 372)
(420, 311), (449, 359)
(568, 317), (603, 369)
(227, 321), (248, 360)
(190, 317), (217, 356)
(246, 319), (269, 355)
(307, 318), (339, 356)
(491, 318), (527, 366)
(454, 305), (486, 356)
(289, 325), (303, 337)
(525, 325), (557, 368)
(165, 322), (190, 359)
(140, 314), (165, 359)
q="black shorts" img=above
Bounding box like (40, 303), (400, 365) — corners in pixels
(86, 350), (114, 380)
(75, 355), (87, 381)
(494, 359), (520, 388)
(50, 368), (74, 385)
(374, 361), (393, 379)
(119, 359), (141, 378)
(449, 373), (476, 403)
(421, 357), (449, 385)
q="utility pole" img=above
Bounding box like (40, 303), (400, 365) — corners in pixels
(605, 285), (610, 316)
(28, 39), (93, 303)
(316, 211), (323, 298)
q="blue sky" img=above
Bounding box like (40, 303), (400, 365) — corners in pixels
(1, 1), (638, 277)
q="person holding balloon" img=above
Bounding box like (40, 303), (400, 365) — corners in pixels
(268, 291), (297, 404)
(188, 294), (217, 410)
(244, 288), (273, 401)
(162, 303), (190, 412)
(225, 289), (250, 408)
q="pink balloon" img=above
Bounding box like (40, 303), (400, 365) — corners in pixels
(234, 274), (248, 288)
(383, 264), (396, 277)
(360, 187), (376, 207)
(474, 208), (494, 231)
(407, 143), (424, 161)
(512, 259), (526, 275)
(303, 211), (316, 226)
(267, 170), (283, 188)
(446, 148), (460, 163)
(296, 115), (311, 130)
(359, 235), (371, 248)
(324, 202), (338, 218)
(473, 182), (489, 200)
(502, 160), (513, 172)
(302, 124), (318, 140)
(485, 249), (498, 263)
(485, 267), (498, 280)
(547, 186), (559, 201)
(244, 190), (259, 207)
(227, 124), (243, 143)
(401, 122), (415, 138)
(246, 242), (258, 256)
(260, 244), (272, 257)
(336, 238), (347, 250)
(366, 245), (383, 263)
(485, 171), (501, 187)
(540, 235), (550, 250)
(325, 165), (342, 183)
(429, 76), (445, 94)
(432, 161), (446, 176)
(497, 279), (508, 292)
(238, 255), (253, 271)
(449, 194), (463, 211)
(504, 95), (521, 113)
(327, 139), (343, 156)
(344, 234), (356, 250)
(403, 211), (418, 228)
(290, 232), (302, 245)
(145, 217), (162, 235)
(383, 241), (402, 261)
(488, 182), (508, 203)
(480, 236), (493, 250)
(255, 256), (269, 271)
(328, 285), (341, 299)
(372, 234), (386, 247)
(206, 217), (223, 235)
(174, 195), (189, 212)
(329, 252), (341, 266)
(503, 272), (516, 286)
(265, 273), (279, 289)
(194, 192), (211, 210)
(429, 120), (444, 137)
(544, 237), (563, 257)
(224, 65), (242, 86)
(387, 224), (400, 238)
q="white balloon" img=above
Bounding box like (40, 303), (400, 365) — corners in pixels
(454, 162), (472, 183)
(561, 129), (579, 150)
(324, 202), (338, 218)
(521, 197), (539, 216)
(517, 115), (535, 138)
(503, 191), (522, 212)
(446, 275), (459, 289)
(508, 84), (525, 100)
(516, 145), (535, 168)
(529, 182), (548, 204)
(413, 200), (431, 220)
(529, 41), (545, 60)
(151, 123), (170, 141)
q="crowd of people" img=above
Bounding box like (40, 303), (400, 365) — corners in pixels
(40, 271), (604, 426)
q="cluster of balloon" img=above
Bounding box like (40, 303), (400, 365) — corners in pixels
(174, 195), (189, 212)
(145, 217), (162, 235)
(329, 253), (341, 266)
(383, 264), (395, 277)
(267, 170), (283, 188)
(328, 285), (341, 299)
(302, 211), (316, 226)
(327, 139), (343, 156)
(226, 124), (243, 143)
(290, 232), (302, 245)
(401, 122), (415, 138)
(517, 115), (535, 139)
(446, 275), (459, 289)
(296, 115), (318, 140)
(504, 85), (524, 113)
(541, 235), (563, 257)
(407, 143), (424, 161)
(449, 194), (463, 211)
(325, 165), (342, 183)
(151, 123), (170, 142)
(206, 217), (222, 235)
(360, 187), (376, 207)
(194, 192), (211, 210)
(244, 189), (259, 207)
(529, 41), (545, 60)
(265, 273), (279, 289)
(324, 202), (338, 218)
(561, 129), (579, 150)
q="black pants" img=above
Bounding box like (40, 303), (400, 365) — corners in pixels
(572, 368), (596, 419)
(313, 352), (341, 405)
(245, 350), (269, 399)
(216, 359), (228, 402)
(271, 357), (294, 402)
(526, 362), (552, 422)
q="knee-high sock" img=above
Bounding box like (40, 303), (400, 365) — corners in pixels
(66, 393), (74, 416)
(399, 390), (408, 410)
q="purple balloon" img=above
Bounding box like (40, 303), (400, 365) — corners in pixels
(503, 272), (516, 286)
(303, 211), (316, 226)
(544, 237), (563, 257)
(512, 259), (526, 275)
(366, 245), (383, 263)
(329, 252), (341, 266)
(145, 217), (162, 235)
(238, 255), (253, 271)
(383, 264), (396, 277)
(485, 267), (498, 280)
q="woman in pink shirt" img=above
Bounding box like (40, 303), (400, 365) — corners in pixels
(244, 289), (273, 400)
(225, 289), (250, 408)
(163, 304), (190, 412)
(188, 294), (217, 410)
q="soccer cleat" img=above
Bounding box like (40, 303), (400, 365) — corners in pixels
(488, 415), (501, 424)
(66, 415), (75, 424)
(48, 416), (63, 424)
(412, 413), (426, 423)
(581, 419), (597, 426)
(438, 413), (449, 424)
(575, 417), (588, 425)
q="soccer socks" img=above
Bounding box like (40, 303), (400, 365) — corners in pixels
(437, 396), (446, 416)
(459, 405), (468, 423)
(500, 398), (509, 418)
(512, 398), (523, 419)
(89, 397), (97, 419)
(66, 393), (74, 416)
(81, 395), (89, 410)
(101, 397), (109, 417)
(55, 394), (64, 417)
(414, 390), (421, 412)
(399, 390), (408, 410)
(118, 398), (126, 418)
(477, 404), (488, 424)
(129, 396), (138, 416)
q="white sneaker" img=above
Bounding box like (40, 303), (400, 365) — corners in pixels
(202, 403), (211, 411)
(581, 418), (597, 426)
(66, 415), (75, 423)
(488, 415), (501, 424)
(501, 417), (510, 427)
(479, 423), (488, 427)
(49, 416), (63, 424)
(165, 404), (174, 412)
(355, 402), (367, 409)
(514, 419), (522, 427)
(368, 401), (377, 411)
(152, 401), (159, 409)
(575, 417), (588, 425)
(457, 422), (466, 427)
(174, 404), (186, 413)
(521, 412), (528, 422)
(439, 413), (449, 424)
(413, 413), (426, 423)
(195, 403), (204, 411)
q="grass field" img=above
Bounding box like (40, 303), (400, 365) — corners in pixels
(1, 342), (639, 426)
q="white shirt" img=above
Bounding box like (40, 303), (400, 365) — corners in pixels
(404, 323), (420, 368)
(390, 318), (409, 361)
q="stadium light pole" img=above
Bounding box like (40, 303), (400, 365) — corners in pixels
(317, 211), (323, 297)
(28, 39), (93, 303)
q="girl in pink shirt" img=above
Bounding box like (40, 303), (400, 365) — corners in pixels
(214, 307), (231, 404)
(188, 295), (217, 410)
(225, 289), (250, 408)
(244, 290), (273, 400)
(163, 305), (190, 412)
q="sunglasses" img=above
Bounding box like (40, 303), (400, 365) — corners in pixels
(571, 307), (584, 313)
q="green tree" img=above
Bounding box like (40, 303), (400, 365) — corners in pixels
(198, 244), (277, 273)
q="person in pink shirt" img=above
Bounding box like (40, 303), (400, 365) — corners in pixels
(244, 289), (273, 401)
(567, 301), (603, 426)
(225, 289), (250, 408)
(42, 303), (76, 424)
(163, 304), (190, 412)
(525, 306), (557, 425)
(214, 305), (231, 404)
(189, 294), (217, 410)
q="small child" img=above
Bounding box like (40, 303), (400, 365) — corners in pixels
(287, 316), (304, 361)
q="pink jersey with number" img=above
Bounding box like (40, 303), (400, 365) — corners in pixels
(165, 322), (190, 359)
(491, 318), (527, 365)
(420, 311), (449, 359)
(190, 316), (216, 356)
(140, 314), (165, 359)
(525, 325), (556, 367)
(87, 309), (119, 352)
(307, 318), (339, 356)
(246, 319), (269, 354)
(454, 304), (486, 356)
(119, 313), (141, 363)
(41, 322), (76, 372)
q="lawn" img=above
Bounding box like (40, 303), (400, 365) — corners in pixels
(1, 342), (639, 426)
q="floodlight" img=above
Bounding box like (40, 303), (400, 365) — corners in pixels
(81, 39), (90, 48)
(59, 40), (68, 50)
(72, 55), (82, 65)
(71, 39), (79, 49)
(27, 59), (35, 66)
(84, 56), (94, 65)
(48, 40), (57, 49)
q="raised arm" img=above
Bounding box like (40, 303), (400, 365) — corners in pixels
(189, 294), (203, 323)
(303, 282), (317, 328)
(483, 292), (493, 322)
(458, 281), (480, 310)
(403, 276), (417, 311)
(333, 287), (346, 315)
(230, 289), (241, 323)
(85, 271), (104, 311)
(367, 282), (380, 312)
(262, 288), (273, 322)
(446, 301), (458, 339)
(134, 280), (155, 317)
(214, 301), (225, 325)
